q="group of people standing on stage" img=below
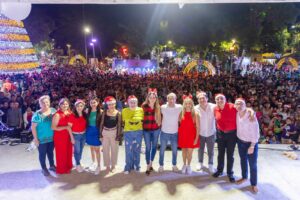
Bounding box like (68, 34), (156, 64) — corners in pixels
(31, 88), (260, 193)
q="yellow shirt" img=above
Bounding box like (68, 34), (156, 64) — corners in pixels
(122, 107), (144, 132)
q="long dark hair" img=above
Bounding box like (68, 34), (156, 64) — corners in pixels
(73, 103), (87, 119)
(87, 96), (101, 116)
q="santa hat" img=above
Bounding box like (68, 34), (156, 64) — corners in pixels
(235, 98), (246, 105)
(148, 88), (157, 95)
(74, 99), (85, 106)
(127, 95), (138, 103)
(104, 96), (116, 105)
(215, 93), (226, 99)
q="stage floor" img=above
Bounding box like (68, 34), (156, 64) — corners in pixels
(0, 144), (299, 200)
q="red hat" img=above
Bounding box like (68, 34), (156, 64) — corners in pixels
(148, 88), (157, 94)
(127, 95), (138, 102)
(215, 93), (226, 99)
(74, 99), (85, 106)
(235, 98), (246, 105)
(104, 96), (116, 105)
(182, 94), (193, 100)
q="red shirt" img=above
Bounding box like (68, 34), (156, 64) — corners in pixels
(69, 113), (87, 133)
(214, 103), (237, 132)
(142, 104), (159, 131)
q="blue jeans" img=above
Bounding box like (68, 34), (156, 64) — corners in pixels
(237, 139), (258, 186)
(124, 130), (143, 172)
(143, 129), (160, 165)
(159, 132), (178, 166)
(73, 133), (86, 166)
(38, 142), (55, 170)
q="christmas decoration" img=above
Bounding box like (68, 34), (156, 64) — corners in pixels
(0, 14), (39, 73)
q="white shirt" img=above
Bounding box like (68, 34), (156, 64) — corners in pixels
(236, 111), (260, 144)
(195, 103), (216, 137)
(161, 103), (182, 134)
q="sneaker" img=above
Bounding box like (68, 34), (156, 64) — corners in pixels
(181, 165), (187, 174)
(76, 165), (84, 173)
(196, 163), (204, 171)
(186, 166), (192, 175)
(208, 165), (215, 174)
(88, 163), (97, 172)
(212, 171), (223, 178)
(236, 178), (247, 185)
(110, 167), (116, 173)
(228, 175), (236, 183)
(49, 166), (56, 172)
(94, 166), (101, 175)
(172, 166), (178, 172)
(158, 166), (164, 173)
(42, 169), (50, 176)
(124, 171), (129, 175)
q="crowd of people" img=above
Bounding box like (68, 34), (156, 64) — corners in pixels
(0, 62), (299, 193)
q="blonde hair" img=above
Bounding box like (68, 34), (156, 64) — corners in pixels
(180, 97), (196, 123)
(38, 95), (50, 105)
(143, 93), (161, 125)
(167, 93), (177, 100)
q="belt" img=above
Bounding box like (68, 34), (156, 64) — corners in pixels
(73, 131), (85, 134)
(218, 129), (236, 134)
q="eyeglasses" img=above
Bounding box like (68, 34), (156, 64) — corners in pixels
(129, 121), (139, 125)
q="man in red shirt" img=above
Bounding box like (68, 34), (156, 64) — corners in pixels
(213, 93), (254, 183)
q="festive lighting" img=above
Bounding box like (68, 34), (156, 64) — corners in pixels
(0, 14), (39, 72)
(0, 41), (33, 49)
(92, 38), (97, 43)
(0, 26), (27, 34)
(0, 33), (30, 41)
(0, 19), (24, 28)
(0, 48), (35, 54)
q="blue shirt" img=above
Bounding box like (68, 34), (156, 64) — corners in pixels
(32, 108), (56, 144)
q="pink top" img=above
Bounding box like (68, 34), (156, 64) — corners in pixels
(236, 111), (260, 144)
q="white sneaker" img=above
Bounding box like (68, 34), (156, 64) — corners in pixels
(172, 166), (179, 172)
(88, 162), (97, 172)
(76, 165), (84, 173)
(208, 165), (215, 174)
(181, 165), (187, 174)
(196, 163), (204, 171)
(187, 166), (192, 175)
(124, 171), (129, 175)
(158, 166), (164, 173)
(94, 166), (101, 175)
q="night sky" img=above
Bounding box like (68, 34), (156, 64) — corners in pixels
(24, 3), (300, 56)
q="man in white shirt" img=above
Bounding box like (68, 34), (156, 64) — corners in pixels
(159, 93), (182, 172)
(195, 91), (216, 174)
(234, 98), (259, 193)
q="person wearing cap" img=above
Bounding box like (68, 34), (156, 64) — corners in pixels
(68, 99), (87, 173)
(158, 92), (182, 173)
(122, 95), (144, 174)
(142, 88), (161, 175)
(195, 91), (216, 174)
(178, 94), (200, 175)
(31, 95), (57, 176)
(99, 96), (122, 173)
(234, 98), (259, 193)
(213, 93), (254, 183)
(85, 97), (102, 175)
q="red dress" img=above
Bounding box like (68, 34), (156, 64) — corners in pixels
(178, 112), (200, 148)
(53, 110), (73, 174)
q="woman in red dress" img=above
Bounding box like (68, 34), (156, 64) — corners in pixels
(178, 95), (200, 175)
(52, 98), (75, 174)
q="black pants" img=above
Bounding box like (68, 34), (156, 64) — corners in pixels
(216, 130), (237, 176)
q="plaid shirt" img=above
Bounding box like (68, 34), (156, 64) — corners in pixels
(142, 104), (159, 131)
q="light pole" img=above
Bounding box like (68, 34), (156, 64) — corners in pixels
(83, 26), (91, 61)
(66, 44), (71, 57)
(90, 42), (95, 58)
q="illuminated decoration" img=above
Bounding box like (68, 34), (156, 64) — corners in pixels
(183, 60), (216, 76)
(120, 46), (129, 57)
(113, 59), (158, 74)
(0, 14), (38, 72)
(276, 57), (298, 71)
(69, 54), (87, 65)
